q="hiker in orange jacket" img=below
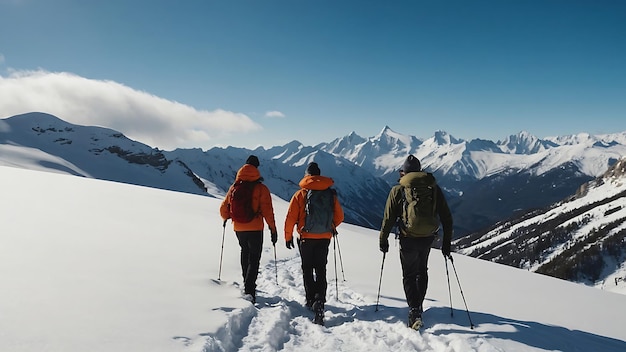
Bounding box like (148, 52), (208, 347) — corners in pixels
(220, 155), (278, 303)
(284, 162), (344, 316)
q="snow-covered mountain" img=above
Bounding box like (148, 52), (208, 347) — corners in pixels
(454, 157), (626, 293)
(0, 112), (207, 196)
(318, 126), (626, 235)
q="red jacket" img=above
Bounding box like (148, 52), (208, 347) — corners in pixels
(284, 175), (344, 242)
(220, 164), (277, 233)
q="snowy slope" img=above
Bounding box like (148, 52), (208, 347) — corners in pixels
(1, 165), (625, 352)
(455, 158), (626, 295)
(0, 112), (206, 195)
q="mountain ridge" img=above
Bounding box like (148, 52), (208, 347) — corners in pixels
(454, 157), (626, 293)
(2, 112), (626, 235)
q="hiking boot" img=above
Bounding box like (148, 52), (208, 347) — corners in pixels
(312, 300), (324, 326)
(408, 307), (423, 330)
(243, 291), (256, 304)
(305, 299), (314, 310)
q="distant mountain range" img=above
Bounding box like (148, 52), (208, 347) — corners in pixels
(2, 112), (625, 237)
(317, 125), (626, 236)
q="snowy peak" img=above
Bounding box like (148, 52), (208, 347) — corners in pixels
(2, 112), (140, 151)
(319, 131), (367, 156)
(419, 131), (463, 151)
(546, 132), (595, 146)
(498, 131), (556, 154)
(432, 130), (461, 146)
(465, 138), (502, 152)
(372, 125), (421, 151)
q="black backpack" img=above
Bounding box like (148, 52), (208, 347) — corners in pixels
(303, 188), (336, 234)
(229, 180), (259, 223)
(400, 173), (440, 236)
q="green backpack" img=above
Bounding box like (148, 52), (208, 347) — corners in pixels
(399, 172), (440, 236)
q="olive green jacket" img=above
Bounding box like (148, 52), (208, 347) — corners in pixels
(379, 171), (453, 243)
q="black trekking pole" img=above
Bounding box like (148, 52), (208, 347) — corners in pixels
(375, 252), (386, 312)
(450, 256), (475, 329)
(334, 232), (346, 281)
(218, 219), (227, 281)
(273, 243), (278, 285)
(444, 255), (453, 317)
(333, 233), (339, 299)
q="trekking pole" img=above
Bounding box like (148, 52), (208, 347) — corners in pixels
(450, 256), (475, 329)
(218, 219), (227, 281)
(375, 252), (386, 312)
(333, 233), (339, 299)
(444, 255), (453, 317)
(334, 232), (346, 281)
(273, 243), (278, 285)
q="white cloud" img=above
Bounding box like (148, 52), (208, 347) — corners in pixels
(265, 110), (286, 118)
(0, 70), (262, 150)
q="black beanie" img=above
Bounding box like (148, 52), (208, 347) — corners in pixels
(305, 162), (321, 176)
(246, 155), (260, 167)
(402, 155), (421, 173)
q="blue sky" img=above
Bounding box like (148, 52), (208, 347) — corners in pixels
(1, 0), (625, 150)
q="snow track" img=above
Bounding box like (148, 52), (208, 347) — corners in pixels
(201, 251), (500, 352)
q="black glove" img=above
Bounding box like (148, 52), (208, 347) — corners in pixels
(442, 241), (451, 258)
(379, 238), (389, 253)
(271, 230), (278, 245)
(286, 239), (294, 249)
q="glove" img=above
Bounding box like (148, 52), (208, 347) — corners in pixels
(270, 230), (278, 245)
(442, 240), (451, 258)
(286, 239), (294, 249)
(379, 238), (389, 253)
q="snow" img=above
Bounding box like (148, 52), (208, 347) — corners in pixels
(457, 168), (626, 294)
(0, 143), (90, 176)
(1, 165), (625, 352)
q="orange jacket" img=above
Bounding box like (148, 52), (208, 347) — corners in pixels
(284, 175), (344, 242)
(220, 164), (277, 233)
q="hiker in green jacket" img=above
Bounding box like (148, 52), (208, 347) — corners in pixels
(379, 154), (453, 329)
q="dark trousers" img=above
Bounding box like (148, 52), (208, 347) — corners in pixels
(399, 235), (435, 310)
(236, 231), (263, 295)
(298, 238), (331, 304)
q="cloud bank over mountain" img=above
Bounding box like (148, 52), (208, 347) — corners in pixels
(0, 70), (261, 150)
